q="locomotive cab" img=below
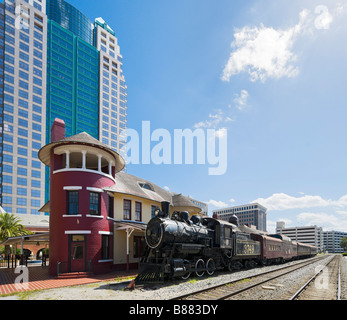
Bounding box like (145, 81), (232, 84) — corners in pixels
(201, 218), (239, 249)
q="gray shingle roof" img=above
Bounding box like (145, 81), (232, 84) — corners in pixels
(104, 172), (201, 214)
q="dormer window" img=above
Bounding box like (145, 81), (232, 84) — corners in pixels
(138, 182), (153, 191)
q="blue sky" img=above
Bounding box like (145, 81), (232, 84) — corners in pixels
(68, 0), (347, 233)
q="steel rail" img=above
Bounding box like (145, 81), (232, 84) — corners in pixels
(289, 254), (337, 300)
(337, 255), (341, 300)
(170, 255), (328, 300)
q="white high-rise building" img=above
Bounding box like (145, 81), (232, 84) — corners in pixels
(94, 17), (127, 159)
(1, 0), (47, 215)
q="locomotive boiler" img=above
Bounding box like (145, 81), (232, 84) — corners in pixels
(145, 201), (213, 251)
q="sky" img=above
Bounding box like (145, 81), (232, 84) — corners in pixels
(68, 0), (347, 233)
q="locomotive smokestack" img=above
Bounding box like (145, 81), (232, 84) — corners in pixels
(161, 201), (170, 218)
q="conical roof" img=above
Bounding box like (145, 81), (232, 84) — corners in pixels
(38, 131), (125, 172)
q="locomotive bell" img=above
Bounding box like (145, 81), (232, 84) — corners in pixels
(180, 211), (190, 224)
(229, 214), (239, 226)
(191, 215), (201, 225)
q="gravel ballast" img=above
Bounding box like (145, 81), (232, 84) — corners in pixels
(1, 254), (346, 300)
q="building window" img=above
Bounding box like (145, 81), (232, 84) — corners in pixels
(67, 191), (79, 215)
(151, 205), (158, 218)
(108, 196), (114, 219)
(101, 235), (110, 260)
(135, 202), (142, 221)
(89, 192), (100, 215)
(123, 199), (131, 220)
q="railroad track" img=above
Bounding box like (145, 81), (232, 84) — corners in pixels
(290, 254), (341, 300)
(171, 255), (330, 300)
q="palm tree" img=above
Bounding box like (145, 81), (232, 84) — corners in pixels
(0, 212), (32, 256)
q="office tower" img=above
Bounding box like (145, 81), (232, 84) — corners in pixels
(212, 203), (267, 232)
(0, 0), (48, 216)
(0, 0), (127, 216)
(94, 17), (127, 156)
(46, 0), (127, 153)
(46, 0), (99, 141)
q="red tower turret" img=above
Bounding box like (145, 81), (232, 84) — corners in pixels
(39, 119), (125, 276)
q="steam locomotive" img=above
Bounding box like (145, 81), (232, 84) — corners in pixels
(136, 201), (317, 283)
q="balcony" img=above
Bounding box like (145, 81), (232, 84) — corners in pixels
(53, 145), (116, 182)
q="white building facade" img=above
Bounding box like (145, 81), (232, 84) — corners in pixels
(213, 203), (267, 232)
(323, 230), (347, 253)
(276, 221), (324, 252)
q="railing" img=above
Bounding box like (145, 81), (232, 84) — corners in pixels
(57, 261), (68, 277)
(0, 255), (28, 268)
(0, 255), (50, 268)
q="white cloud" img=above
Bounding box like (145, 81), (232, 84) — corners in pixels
(335, 194), (347, 207)
(336, 210), (347, 216)
(222, 10), (309, 83)
(193, 89), (248, 131)
(253, 192), (347, 231)
(229, 198), (236, 204)
(222, 3), (346, 83)
(233, 89), (249, 110)
(297, 212), (347, 231)
(206, 199), (228, 208)
(252, 192), (332, 210)
(194, 109), (233, 129)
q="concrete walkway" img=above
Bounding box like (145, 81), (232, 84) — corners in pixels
(0, 266), (137, 295)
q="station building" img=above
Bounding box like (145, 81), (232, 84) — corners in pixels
(38, 119), (201, 276)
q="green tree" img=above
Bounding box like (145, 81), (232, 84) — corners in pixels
(0, 212), (32, 256)
(341, 237), (347, 252)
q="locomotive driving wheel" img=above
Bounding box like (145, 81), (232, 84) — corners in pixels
(195, 259), (205, 277)
(206, 258), (216, 276)
(181, 271), (191, 280)
(181, 261), (191, 280)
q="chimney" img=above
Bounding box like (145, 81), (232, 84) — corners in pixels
(51, 118), (66, 142)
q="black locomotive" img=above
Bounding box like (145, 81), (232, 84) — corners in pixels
(136, 201), (317, 283)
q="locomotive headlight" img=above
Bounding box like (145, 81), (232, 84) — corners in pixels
(145, 218), (164, 249)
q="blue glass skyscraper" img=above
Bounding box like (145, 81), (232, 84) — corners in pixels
(0, 0), (127, 215)
(46, 19), (99, 141)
